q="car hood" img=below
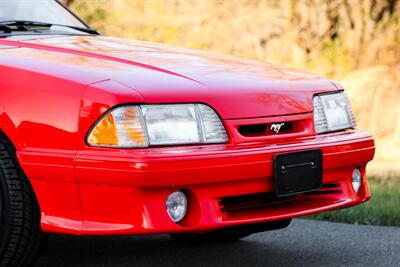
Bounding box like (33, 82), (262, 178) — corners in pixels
(0, 35), (339, 119)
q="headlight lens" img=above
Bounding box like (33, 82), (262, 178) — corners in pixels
(313, 92), (356, 134)
(87, 104), (228, 148)
(142, 104), (201, 145)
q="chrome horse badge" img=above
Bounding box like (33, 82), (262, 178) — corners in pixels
(270, 123), (285, 134)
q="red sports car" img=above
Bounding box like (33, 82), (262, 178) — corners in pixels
(0, 1), (375, 266)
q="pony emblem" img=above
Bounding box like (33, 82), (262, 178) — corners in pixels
(270, 123), (285, 134)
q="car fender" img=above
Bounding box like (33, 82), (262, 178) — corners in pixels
(78, 79), (146, 149)
(0, 108), (23, 150)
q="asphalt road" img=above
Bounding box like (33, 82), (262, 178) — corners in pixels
(35, 220), (400, 267)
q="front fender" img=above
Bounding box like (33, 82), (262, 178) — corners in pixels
(78, 79), (146, 150)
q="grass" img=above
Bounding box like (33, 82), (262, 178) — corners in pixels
(305, 177), (400, 227)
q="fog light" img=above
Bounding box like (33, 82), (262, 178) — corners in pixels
(352, 168), (362, 193)
(166, 191), (187, 223)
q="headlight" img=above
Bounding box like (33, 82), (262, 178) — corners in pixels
(87, 104), (228, 148)
(313, 92), (356, 134)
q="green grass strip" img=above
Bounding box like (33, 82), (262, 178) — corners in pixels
(305, 177), (400, 226)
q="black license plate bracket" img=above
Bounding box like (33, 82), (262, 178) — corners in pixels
(273, 149), (323, 197)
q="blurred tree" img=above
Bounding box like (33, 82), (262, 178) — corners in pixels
(326, 0), (340, 40)
(370, 0), (398, 23)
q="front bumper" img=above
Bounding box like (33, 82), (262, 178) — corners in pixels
(39, 130), (374, 235)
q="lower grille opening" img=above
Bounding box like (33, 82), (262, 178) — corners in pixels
(220, 192), (298, 212)
(219, 183), (342, 213)
(307, 183), (342, 195)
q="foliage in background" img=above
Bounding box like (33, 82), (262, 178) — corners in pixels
(307, 177), (400, 226)
(65, 0), (400, 172)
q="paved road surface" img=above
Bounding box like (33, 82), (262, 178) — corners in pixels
(35, 220), (400, 267)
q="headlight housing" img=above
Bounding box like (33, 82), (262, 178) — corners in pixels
(87, 104), (228, 148)
(313, 92), (356, 134)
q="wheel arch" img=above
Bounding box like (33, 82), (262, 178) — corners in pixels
(0, 122), (48, 266)
(0, 121), (42, 210)
(0, 112), (25, 151)
(0, 114), (85, 235)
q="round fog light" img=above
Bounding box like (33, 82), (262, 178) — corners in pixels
(166, 191), (187, 223)
(352, 168), (362, 193)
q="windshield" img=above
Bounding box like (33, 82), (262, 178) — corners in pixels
(0, 0), (86, 28)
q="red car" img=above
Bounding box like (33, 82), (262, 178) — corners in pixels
(0, 1), (375, 266)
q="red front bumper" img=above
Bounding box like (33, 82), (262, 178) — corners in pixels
(33, 130), (374, 235)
